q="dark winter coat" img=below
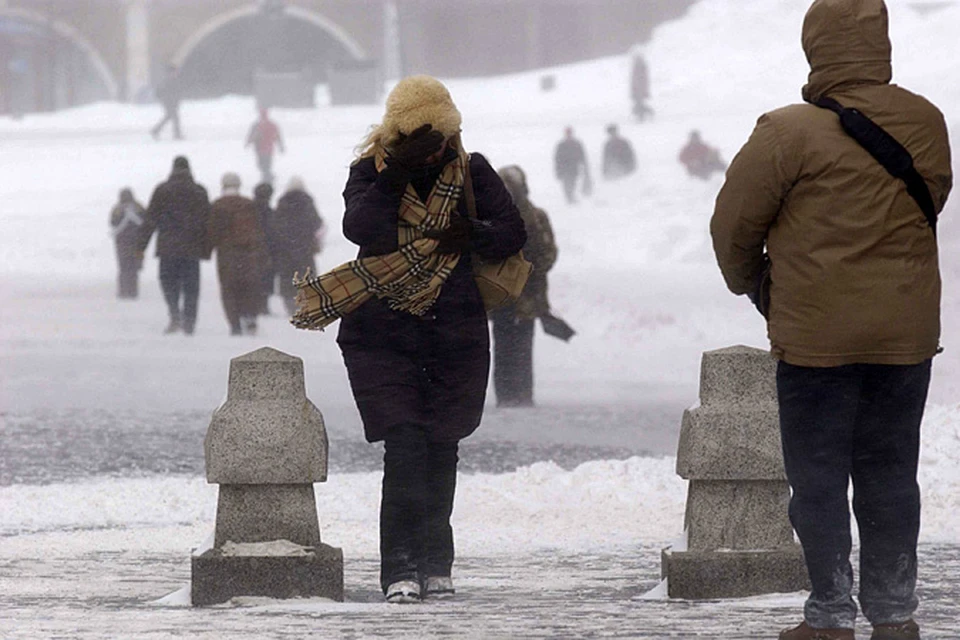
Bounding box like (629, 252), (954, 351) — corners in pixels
(631, 56), (650, 103)
(140, 168), (210, 259)
(155, 73), (182, 110)
(711, 0), (952, 367)
(272, 190), (323, 278)
(511, 198), (557, 320)
(110, 197), (146, 264)
(602, 135), (637, 180)
(337, 152), (526, 443)
(554, 138), (587, 180)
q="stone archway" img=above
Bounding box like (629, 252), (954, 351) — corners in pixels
(0, 7), (119, 113)
(172, 3), (366, 99)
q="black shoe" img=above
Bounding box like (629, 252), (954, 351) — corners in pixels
(163, 319), (181, 334)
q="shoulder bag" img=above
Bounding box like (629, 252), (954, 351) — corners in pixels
(462, 157), (533, 311)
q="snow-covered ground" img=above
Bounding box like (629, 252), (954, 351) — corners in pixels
(2, 0), (960, 636)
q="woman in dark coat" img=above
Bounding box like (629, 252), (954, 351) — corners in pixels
(109, 187), (146, 299)
(297, 75), (525, 603)
(273, 177), (324, 315)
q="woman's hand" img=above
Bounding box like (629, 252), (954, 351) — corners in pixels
(423, 215), (472, 254)
(388, 124), (445, 171)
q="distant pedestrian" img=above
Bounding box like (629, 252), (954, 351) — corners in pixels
(630, 54), (653, 121)
(109, 187), (146, 299)
(253, 182), (278, 315)
(678, 130), (726, 180)
(138, 156), (210, 335)
(246, 107), (285, 184)
(601, 124), (637, 180)
(493, 165), (560, 407)
(273, 177), (324, 316)
(150, 64), (183, 140)
(711, 1), (952, 639)
(554, 127), (590, 203)
(206, 173), (269, 336)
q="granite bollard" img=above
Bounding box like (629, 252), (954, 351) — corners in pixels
(191, 347), (344, 605)
(661, 345), (810, 599)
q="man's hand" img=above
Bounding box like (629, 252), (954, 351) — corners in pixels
(748, 255), (772, 319)
(388, 124), (445, 171)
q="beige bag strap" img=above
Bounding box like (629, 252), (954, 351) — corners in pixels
(462, 153), (478, 220)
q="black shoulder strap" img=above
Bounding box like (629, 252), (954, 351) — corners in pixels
(462, 153), (478, 220)
(813, 97), (937, 238)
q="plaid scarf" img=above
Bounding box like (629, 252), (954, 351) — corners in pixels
(290, 149), (467, 331)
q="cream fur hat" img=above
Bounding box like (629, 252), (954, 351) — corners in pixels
(381, 75), (462, 145)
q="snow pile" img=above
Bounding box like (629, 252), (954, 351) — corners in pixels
(2, 403), (960, 559)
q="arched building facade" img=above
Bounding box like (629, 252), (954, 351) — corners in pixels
(1, 0), (702, 114)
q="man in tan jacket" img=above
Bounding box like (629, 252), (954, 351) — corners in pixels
(711, 1), (951, 639)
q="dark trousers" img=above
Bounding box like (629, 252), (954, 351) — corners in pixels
(777, 360), (930, 628)
(492, 314), (535, 407)
(380, 424), (459, 592)
(256, 152), (274, 184)
(158, 257), (200, 332)
(151, 105), (182, 139)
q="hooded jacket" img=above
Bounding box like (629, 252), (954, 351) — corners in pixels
(711, 0), (952, 366)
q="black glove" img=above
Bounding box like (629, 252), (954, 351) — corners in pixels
(387, 124), (445, 171)
(423, 215), (472, 255)
(747, 254), (772, 319)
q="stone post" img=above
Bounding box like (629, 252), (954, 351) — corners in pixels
(661, 345), (810, 599)
(191, 347), (344, 606)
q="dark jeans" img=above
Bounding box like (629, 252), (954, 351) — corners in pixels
(777, 360), (930, 628)
(380, 424), (459, 592)
(256, 152), (274, 184)
(158, 257), (200, 332)
(560, 176), (577, 203)
(492, 313), (535, 407)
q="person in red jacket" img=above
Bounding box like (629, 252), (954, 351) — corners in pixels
(678, 130), (726, 180)
(245, 107), (285, 184)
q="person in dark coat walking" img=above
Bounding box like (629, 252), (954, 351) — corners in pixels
(150, 64), (183, 140)
(631, 53), (653, 121)
(554, 126), (590, 203)
(304, 75), (525, 604)
(246, 107), (285, 184)
(109, 187), (146, 299)
(711, 1), (952, 638)
(273, 177), (324, 316)
(253, 182), (278, 315)
(206, 173), (269, 335)
(138, 156), (210, 335)
(492, 165), (558, 407)
(601, 124), (637, 181)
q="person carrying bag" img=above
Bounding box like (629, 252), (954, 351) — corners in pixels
(294, 75), (526, 605)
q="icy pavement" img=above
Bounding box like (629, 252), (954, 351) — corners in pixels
(0, 403), (683, 485)
(2, 544), (959, 638)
